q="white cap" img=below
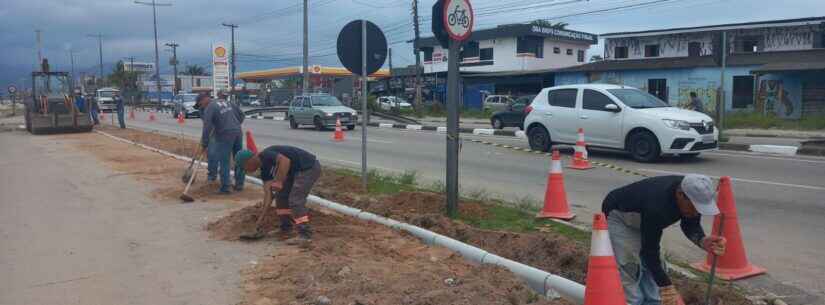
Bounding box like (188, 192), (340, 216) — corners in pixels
(681, 174), (719, 215)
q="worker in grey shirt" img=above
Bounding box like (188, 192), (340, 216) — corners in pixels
(689, 92), (705, 113)
(198, 93), (245, 193)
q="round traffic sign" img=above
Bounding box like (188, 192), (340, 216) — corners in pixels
(7, 85), (17, 94)
(442, 0), (474, 42)
(336, 20), (388, 77)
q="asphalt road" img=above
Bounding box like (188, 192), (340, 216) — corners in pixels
(126, 111), (825, 300)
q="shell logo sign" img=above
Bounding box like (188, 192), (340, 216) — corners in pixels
(311, 65), (322, 74)
(214, 46), (227, 58)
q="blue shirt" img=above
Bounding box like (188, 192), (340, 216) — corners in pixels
(74, 95), (86, 112)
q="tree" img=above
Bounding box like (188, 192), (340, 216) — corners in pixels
(107, 60), (139, 92)
(590, 55), (604, 62)
(530, 20), (569, 29)
(182, 64), (209, 91)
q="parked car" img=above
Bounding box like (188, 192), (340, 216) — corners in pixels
(490, 95), (534, 130)
(95, 87), (120, 112)
(172, 93), (200, 118)
(523, 84), (718, 162)
(483, 95), (514, 112)
(377, 96), (412, 111)
(288, 94), (358, 130)
(249, 99), (261, 106)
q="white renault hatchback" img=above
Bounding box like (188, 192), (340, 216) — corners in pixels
(523, 84), (718, 162)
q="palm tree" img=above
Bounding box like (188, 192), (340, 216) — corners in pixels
(182, 64), (209, 89)
(530, 20), (569, 29)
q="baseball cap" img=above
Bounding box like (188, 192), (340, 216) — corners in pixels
(681, 174), (719, 215)
(235, 149), (255, 172)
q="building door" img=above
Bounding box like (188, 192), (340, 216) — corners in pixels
(802, 80), (825, 117)
(648, 79), (668, 102)
(732, 76), (755, 109)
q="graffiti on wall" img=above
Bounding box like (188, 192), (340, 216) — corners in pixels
(677, 78), (718, 113)
(730, 26), (815, 52)
(605, 33), (713, 59)
(756, 78), (802, 119)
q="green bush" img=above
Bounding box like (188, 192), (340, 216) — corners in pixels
(725, 112), (825, 130)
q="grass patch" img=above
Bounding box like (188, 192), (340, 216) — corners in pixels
(725, 112), (825, 130)
(457, 203), (589, 242)
(332, 168), (418, 195)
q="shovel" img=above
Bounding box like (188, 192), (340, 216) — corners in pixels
(181, 150), (203, 184)
(179, 152), (204, 203)
(704, 214), (726, 305)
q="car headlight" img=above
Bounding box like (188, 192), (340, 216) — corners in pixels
(662, 119), (691, 131)
(351, 112), (357, 116)
(325, 112), (334, 117)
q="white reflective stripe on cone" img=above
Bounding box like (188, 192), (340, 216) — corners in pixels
(590, 230), (614, 256)
(551, 158), (563, 174)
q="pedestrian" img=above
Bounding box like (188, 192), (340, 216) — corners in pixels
(235, 145), (322, 245)
(602, 174), (726, 305)
(73, 90), (86, 113)
(198, 92), (244, 194)
(689, 92), (705, 113)
(89, 94), (100, 125)
(114, 92), (126, 129)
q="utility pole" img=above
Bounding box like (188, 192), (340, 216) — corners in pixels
(35, 30), (43, 66)
(165, 42), (179, 94)
(388, 47), (393, 96)
(87, 34), (104, 83)
(69, 48), (76, 88)
(412, 0), (423, 108)
(302, 0), (309, 94)
(718, 31), (727, 140)
(221, 23), (238, 100)
(135, 0), (172, 105)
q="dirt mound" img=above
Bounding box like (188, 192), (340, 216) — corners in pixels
(239, 210), (571, 305)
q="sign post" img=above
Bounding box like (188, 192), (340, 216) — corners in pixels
(434, 0), (473, 218)
(8, 85), (17, 116)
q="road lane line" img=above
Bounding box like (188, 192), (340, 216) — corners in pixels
(706, 151), (825, 164)
(638, 168), (825, 191)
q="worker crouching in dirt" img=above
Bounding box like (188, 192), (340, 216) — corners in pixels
(602, 174), (727, 305)
(235, 146), (322, 245)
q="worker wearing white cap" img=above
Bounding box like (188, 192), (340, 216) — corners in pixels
(601, 174), (727, 305)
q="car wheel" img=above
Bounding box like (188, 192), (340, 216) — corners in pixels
(313, 116), (324, 131)
(527, 125), (552, 152)
(629, 131), (661, 162)
(491, 117), (503, 129)
(347, 125), (355, 130)
(289, 116), (298, 129)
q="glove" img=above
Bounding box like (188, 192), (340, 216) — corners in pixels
(270, 181), (283, 192)
(659, 285), (681, 305)
(702, 236), (727, 256)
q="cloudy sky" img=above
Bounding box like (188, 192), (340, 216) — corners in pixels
(2, 0), (823, 89)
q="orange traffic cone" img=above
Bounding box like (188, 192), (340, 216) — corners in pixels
(129, 109), (135, 119)
(177, 111), (185, 124)
(584, 213), (626, 305)
(691, 176), (766, 280)
(536, 150), (575, 220)
(569, 128), (593, 170)
(333, 117), (345, 141)
(149, 111), (156, 122)
(245, 130), (259, 154)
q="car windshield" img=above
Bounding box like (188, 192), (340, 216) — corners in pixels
(181, 95), (198, 103)
(607, 89), (669, 109)
(515, 95), (535, 105)
(312, 95), (342, 106)
(98, 91), (117, 98)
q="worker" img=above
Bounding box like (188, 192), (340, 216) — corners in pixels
(114, 92), (125, 128)
(689, 92), (705, 113)
(73, 90), (86, 112)
(198, 92), (245, 194)
(602, 174), (726, 305)
(234, 145), (321, 245)
(217, 91), (245, 191)
(89, 94), (100, 125)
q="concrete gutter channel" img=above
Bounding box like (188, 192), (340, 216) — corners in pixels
(94, 129), (586, 304)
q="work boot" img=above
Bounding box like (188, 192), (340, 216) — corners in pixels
(285, 223), (312, 246)
(276, 216), (294, 241)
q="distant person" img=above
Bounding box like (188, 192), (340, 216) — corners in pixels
(114, 92), (125, 128)
(235, 145), (321, 245)
(198, 92), (245, 194)
(73, 90), (86, 113)
(89, 95), (100, 125)
(602, 174), (726, 305)
(689, 92), (705, 113)
(194, 94), (216, 182)
(218, 91), (246, 191)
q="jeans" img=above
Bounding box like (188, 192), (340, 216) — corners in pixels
(208, 134), (242, 192)
(608, 212), (663, 305)
(232, 134), (243, 188)
(117, 108), (126, 128)
(91, 109), (100, 125)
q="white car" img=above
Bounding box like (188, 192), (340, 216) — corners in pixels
(483, 95), (514, 112)
(377, 96), (412, 111)
(523, 84), (718, 162)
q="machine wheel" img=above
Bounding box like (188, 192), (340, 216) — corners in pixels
(527, 125), (552, 152)
(629, 131), (661, 162)
(289, 116), (298, 129)
(313, 116), (325, 131)
(491, 117), (504, 129)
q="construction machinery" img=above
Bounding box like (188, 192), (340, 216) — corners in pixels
(24, 61), (94, 134)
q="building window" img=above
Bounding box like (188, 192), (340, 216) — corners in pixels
(566, 49), (573, 55)
(517, 36), (544, 58)
(480, 48), (494, 61)
(645, 44), (660, 57)
(818, 33), (825, 48)
(688, 42), (702, 57)
(460, 41), (480, 61)
(738, 36), (762, 53)
(554, 47), (561, 54)
(732, 76), (755, 109)
(614, 46), (628, 59)
(577, 50), (585, 62)
(423, 48), (433, 62)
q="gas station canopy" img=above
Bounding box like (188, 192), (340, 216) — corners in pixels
(238, 65), (390, 82)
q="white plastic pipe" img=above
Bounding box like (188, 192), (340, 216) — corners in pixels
(96, 130), (587, 304)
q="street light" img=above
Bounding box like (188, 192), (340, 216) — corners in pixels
(134, 0), (172, 105)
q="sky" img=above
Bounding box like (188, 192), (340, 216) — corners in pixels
(1, 0), (824, 90)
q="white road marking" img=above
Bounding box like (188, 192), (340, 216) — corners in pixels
(638, 168), (825, 191)
(706, 151), (825, 164)
(366, 138), (393, 144)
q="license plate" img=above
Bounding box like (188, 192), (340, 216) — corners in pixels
(701, 134), (715, 143)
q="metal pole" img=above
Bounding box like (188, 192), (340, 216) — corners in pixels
(221, 23), (238, 100)
(98, 36), (104, 81)
(412, 0), (423, 109)
(69, 49), (76, 89)
(151, 0), (162, 105)
(718, 31), (726, 140)
(388, 47), (393, 96)
(361, 20), (368, 190)
(36, 30), (43, 66)
(302, 0), (309, 94)
(165, 42), (179, 94)
(446, 40), (460, 218)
